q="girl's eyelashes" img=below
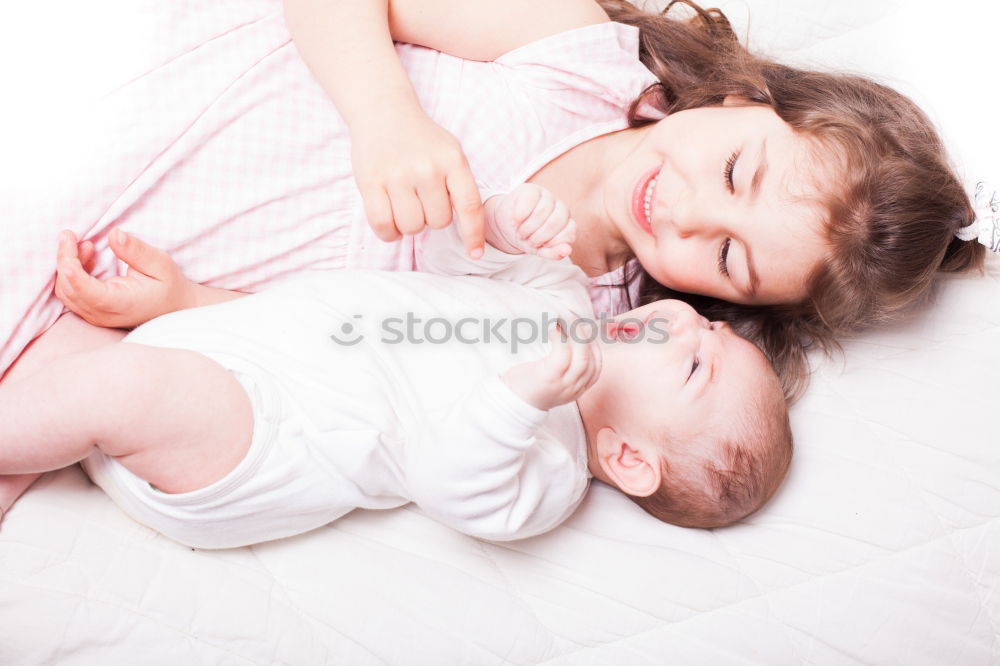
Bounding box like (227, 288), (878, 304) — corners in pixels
(724, 150), (739, 193)
(717, 238), (731, 277)
(717, 149), (739, 279)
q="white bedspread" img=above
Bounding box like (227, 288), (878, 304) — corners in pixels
(1, 1), (998, 664)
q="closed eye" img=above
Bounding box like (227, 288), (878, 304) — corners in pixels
(717, 238), (731, 277)
(687, 357), (700, 382)
(724, 150), (739, 194)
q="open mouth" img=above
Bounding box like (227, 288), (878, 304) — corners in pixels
(631, 166), (659, 236)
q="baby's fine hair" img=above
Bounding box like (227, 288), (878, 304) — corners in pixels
(600, 0), (986, 401)
(630, 373), (793, 528)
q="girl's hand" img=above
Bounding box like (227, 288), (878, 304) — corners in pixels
(501, 322), (602, 411)
(55, 229), (196, 329)
(485, 183), (577, 260)
(351, 108), (487, 259)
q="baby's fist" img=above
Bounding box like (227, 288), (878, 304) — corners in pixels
(486, 183), (576, 260)
(501, 322), (602, 411)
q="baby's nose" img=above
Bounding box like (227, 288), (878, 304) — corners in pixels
(666, 307), (705, 337)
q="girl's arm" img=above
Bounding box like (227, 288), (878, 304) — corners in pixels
(283, 0), (488, 257)
(386, 0), (610, 61)
(281, 0), (607, 259)
(283, 0), (609, 95)
(282, 0), (420, 140)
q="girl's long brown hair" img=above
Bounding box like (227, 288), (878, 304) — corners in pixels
(599, 0), (986, 400)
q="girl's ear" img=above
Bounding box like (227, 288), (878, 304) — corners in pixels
(594, 427), (662, 498)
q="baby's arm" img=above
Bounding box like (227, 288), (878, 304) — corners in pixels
(406, 325), (600, 540)
(56, 229), (247, 329)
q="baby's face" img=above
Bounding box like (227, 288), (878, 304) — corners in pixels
(579, 299), (777, 473)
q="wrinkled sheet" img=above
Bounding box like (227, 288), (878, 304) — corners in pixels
(1, 1), (998, 664)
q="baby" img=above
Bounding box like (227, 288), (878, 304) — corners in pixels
(0, 213), (791, 548)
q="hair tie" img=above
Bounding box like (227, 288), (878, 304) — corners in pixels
(955, 182), (999, 252)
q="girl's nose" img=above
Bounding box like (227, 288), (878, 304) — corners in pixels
(670, 200), (705, 239)
(671, 192), (724, 239)
(673, 210), (698, 239)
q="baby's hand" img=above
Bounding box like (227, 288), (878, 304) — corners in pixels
(55, 229), (196, 329)
(501, 321), (602, 411)
(485, 183), (577, 260)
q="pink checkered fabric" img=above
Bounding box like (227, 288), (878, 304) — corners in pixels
(1, 1), (657, 374)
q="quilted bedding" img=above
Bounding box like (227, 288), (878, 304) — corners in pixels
(1, 1), (998, 664)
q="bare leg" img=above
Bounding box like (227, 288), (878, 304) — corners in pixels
(0, 313), (127, 521)
(0, 334), (253, 496)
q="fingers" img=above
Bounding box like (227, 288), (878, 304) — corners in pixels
(511, 184), (544, 223)
(562, 332), (599, 392)
(527, 204), (574, 246)
(56, 232), (125, 318)
(581, 335), (602, 392)
(416, 180), (453, 231)
(513, 190), (575, 259)
(56, 229), (80, 266)
(363, 172), (483, 259)
(542, 321), (601, 399)
(542, 322), (574, 376)
(535, 244), (573, 261)
(514, 190), (555, 240)
(78, 240), (96, 273)
(448, 167), (485, 259)
(386, 186), (425, 236)
(359, 185), (400, 242)
(533, 217), (576, 260)
(546, 218), (577, 248)
(108, 228), (174, 279)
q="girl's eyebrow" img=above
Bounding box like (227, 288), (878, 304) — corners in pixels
(737, 138), (766, 299)
(731, 241), (760, 300)
(744, 246), (760, 299)
(751, 138), (768, 199)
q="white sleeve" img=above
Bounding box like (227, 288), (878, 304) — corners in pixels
(404, 374), (587, 541)
(417, 219), (523, 277)
(417, 223), (594, 313)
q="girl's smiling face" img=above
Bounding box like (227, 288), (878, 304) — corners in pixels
(605, 100), (832, 305)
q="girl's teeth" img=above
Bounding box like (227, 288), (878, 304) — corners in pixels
(643, 177), (657, 225)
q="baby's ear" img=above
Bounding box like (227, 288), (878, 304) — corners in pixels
(595, 428), (662, 498)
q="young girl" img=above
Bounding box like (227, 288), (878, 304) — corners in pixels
(0, 1), (984, 514)
(279, 0), (989, 396)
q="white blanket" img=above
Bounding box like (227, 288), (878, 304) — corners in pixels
(1, 1), (998, 664)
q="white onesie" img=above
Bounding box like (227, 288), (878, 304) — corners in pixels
(81, 229), (595, 549)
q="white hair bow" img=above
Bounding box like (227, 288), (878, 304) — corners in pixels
(955, 182), (999, 252)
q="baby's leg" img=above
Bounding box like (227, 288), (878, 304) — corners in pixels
(0, 342), (253, 494)
(0, 312), (127, 519)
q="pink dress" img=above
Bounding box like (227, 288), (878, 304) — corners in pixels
(1, 1), (657, 374)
